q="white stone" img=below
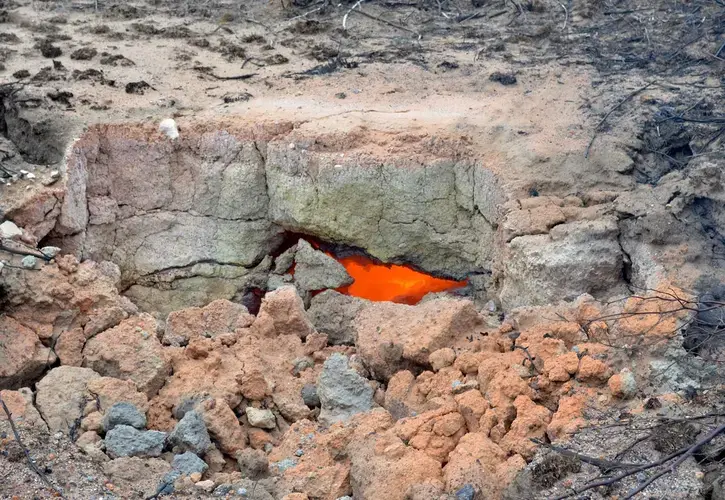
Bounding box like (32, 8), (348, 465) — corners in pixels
(0, 221), (22, 239)
(159, 118), (179, 140)
(245, 407), (276, 429)
(41, 246), (62, 258)
(21, 255), (37, 269)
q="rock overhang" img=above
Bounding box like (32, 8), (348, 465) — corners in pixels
(41, 120), (509, 312)
(3, 115), (636, 316)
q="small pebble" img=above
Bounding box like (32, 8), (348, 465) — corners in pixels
(41, 246), (61, 258)
(295, 449), (304, 457)
(21, 255), (38, 269)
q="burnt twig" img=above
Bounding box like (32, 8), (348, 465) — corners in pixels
(206, 72), (258, 81)
(550, 422), (725, 499)
(0, 394), (65, 497)
(349, 7), (422, 39)
(343, 0), (363, 29)
(0, 240), (52, 262)
(513, 345), (540, 374)
(585, 81), (655, 158)
(531, 438), (640, 471)
(623, 423), (725, 499)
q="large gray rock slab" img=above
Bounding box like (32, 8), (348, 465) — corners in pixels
(56, 129), (282, 312)
(500, 218), (623, 308)
(317, 353), (373, 425)
(293, 239), (353, 292)
(105, 425), (167, 458)
(265, 150), (497, 279)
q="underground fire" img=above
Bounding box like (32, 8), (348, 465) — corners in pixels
(297, 239), (468, 305)
(333, 254), (467, 305)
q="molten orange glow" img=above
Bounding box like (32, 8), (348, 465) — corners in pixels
(334, 254), (467, 305)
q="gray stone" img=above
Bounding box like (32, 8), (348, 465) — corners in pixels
(173, 395), (209, 420)
(171, 451), (208, 476)
(104, 425), (167, 458)
(162, 452), (209, 485)
(308, 290), (367, 345)
(245, 407), (276, 429)
(168, 410), (212, 455)
(272, 245), (297, 274)
(500, 219), (623, 308)
(683, 285), (725, 363)
(103, 402), (147, 431)
(21, 255), (37, 269)
(317, 353), (374, 425)
(40, 246), (61, 258)
(267, 273), (293, 291)
(301, 384), (320, 408)
(293, 239), (353, 292)
(455, 484), (477, 500)
(213, 484), (233, 496)
(713, 474), (725, 500)
(56, 133), (283, 313)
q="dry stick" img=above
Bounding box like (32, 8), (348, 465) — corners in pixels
(531, 439), (640, 471)
(513, 345), (540, 374)
(559, 2), (568, 31)
(349, 7), (422, 39)
(0, 395), (64, 498)
(584, 81), (655, 158)
(715, 40), (725, 58)
(623, 422), (725, 499)
(551, 423), (725, 500)
(0, 243), (51, 262)
(273, 4), (325, 33)
(207, 72), (258, 81)
(343, 0), (363, 29)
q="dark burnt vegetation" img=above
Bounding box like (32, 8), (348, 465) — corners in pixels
(523, 286), (725, 498)
(523, 411), (725, 499)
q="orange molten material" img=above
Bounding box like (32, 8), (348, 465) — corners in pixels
(334, 254), (467, 305)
